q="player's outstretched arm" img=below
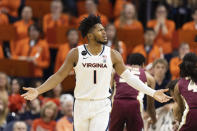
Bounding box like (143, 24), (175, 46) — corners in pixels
(111, 49), (171, 103)
(146, 72), (157, 124)
(22, 48), (78, 100)
(173, 83), (184, 123)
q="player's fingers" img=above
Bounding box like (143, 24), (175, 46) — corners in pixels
(21, 92), (29, 97)
(161, 89), (169, 92)
(23, 87), (30, 91)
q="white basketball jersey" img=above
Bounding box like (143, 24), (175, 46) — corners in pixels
(74, 44), (113, 99)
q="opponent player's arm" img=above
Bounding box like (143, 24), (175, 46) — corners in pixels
(22, 48), (78, 100)
(111, 49), (171, 102)
(146, 72), (157, 124)
(173, 83), (185, 122)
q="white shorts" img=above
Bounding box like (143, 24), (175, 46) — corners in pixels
(73, 98), (111, 131)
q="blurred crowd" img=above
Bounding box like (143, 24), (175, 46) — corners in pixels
(0, 0), (197, 130)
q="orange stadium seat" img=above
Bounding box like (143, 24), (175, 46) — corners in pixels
(77, 0), (86, 16)
(116, 28), (144, 53)
(61, 75), (75, 92)
(25, 0), (51, 19)
(0, 24), (16, 41)
(177, 29), (197, 52)
(0, 59), (34, 77)
(98, 0), (113, 19)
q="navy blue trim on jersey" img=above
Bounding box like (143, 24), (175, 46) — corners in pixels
(73, 98), (75, 131)
(83, 44), (92, 56)
(99, 45), (105, 56)
(105, 112), (110, 131)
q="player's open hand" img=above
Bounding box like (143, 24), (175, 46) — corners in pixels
(153, 89), (172, 103)
(21, 87), (39, 101)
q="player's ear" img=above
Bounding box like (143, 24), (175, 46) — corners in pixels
(87, 33), (93, 40)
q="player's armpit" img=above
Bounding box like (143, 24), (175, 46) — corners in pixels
(173, 83), (184, 122)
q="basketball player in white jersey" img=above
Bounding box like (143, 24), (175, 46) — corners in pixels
(22, 15), (171, 131)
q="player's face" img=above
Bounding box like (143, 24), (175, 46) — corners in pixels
(92, 24), (108, 45)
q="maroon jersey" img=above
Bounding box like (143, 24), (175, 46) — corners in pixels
(114, 68), (147, 100)
(178, 78), (197, 109)
(178, 78), (197, 131)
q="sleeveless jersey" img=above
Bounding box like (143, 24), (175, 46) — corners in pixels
(114, 68), (147, 100)
(74, 44), (113, 100)
(178, 78), (197, 129)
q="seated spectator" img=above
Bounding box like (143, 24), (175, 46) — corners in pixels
(13, 121), (27, 131)
(0, 13), (9, 58)
(77, 0), (108, 27)
(133, 28), (162, 64)
(182, 8), (197, 30)
(56, 94), (73, 131)
(19, 98), (41, 128)
(170, 43), (190, 80)
(32, 101), (57, 131)
(0, 0), (20, 17)
(11, 6), (34, 55)
(42, 84), (62, 107)
(43, 0), (70, 48)
(114, 3), (143, 31)
(13, 24), (50, 78)
(9, 79), (25, 113)
(0, 94), (8, 131)
(54, 29), (80, 72)
(0, 72), (9, 99)
(147, 4), (175, 55)
(106, 23), (127, 62)
(113, 0), (127, 18)
(152, 59), (170, 108)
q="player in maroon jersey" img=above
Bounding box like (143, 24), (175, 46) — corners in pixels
(109, 53), (157, 131)
(174, 52), (197, 131)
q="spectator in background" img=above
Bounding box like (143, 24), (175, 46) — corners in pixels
(170, 43), (190, 80)
(43, 0), (70, 48)
(9, 79), (25, 113)
(133, 28), (162, 64)
(0, 94), (8, 130)
(182, 8), (197, 30)
(13, 121), (27, 131)
(105, 23), (127, 62)
(147, 4), (175, 56)
(13, 24), (50, 78)
(0, 12), (9, 59)
(78, 0), (108, 27)
(32, 101), (57, 131)
(0, 72), (9, 99)
(11, 6), (34, 55)
(55, 29), (80, 72)
(152, 59), (170, 109)
(0, 0), (21, 18)
(19, 98), (40, 129)
(114, 3), (143, 31)
(56, 94), (74, 131)
(42, 84), (62, 107)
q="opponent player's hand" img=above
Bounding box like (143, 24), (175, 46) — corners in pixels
(153, 89), (172, 103)
(21, 87), (39, 101)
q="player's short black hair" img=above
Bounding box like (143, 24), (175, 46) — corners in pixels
(180, 53), (197, 82)
(166, 79), (178, 93)
(127, 53), (145, 66)
(78, 14), (102, 38)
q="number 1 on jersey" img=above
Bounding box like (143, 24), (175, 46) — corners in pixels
(94, 70), (97, 84)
